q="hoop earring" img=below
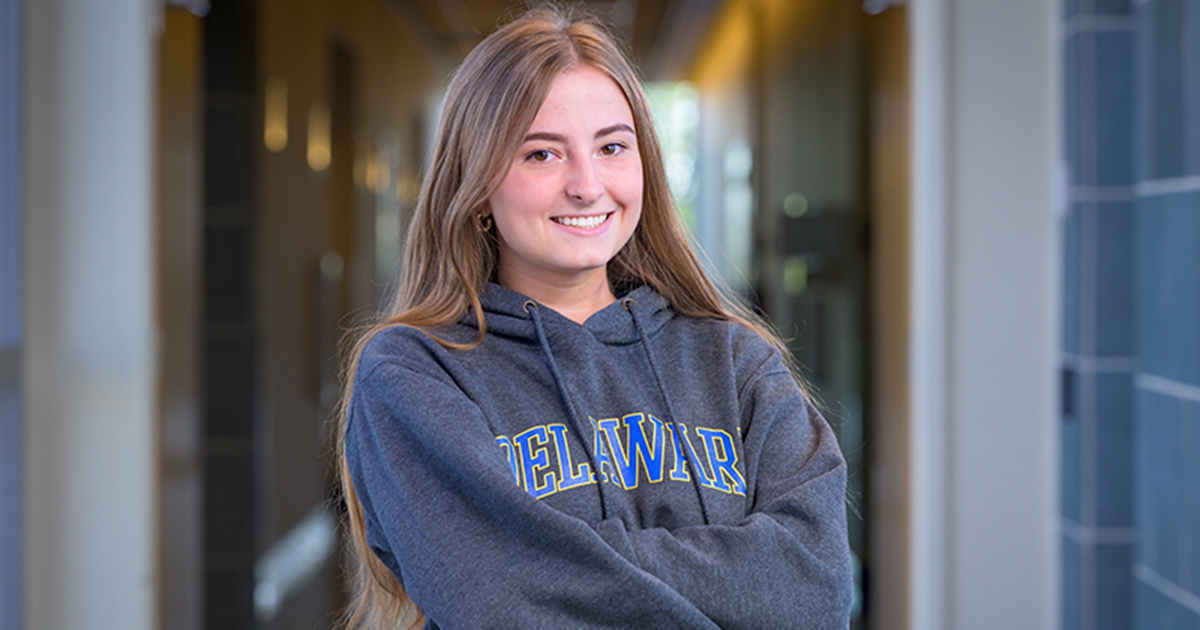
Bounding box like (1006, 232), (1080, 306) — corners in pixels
(477, 213), (493, 232)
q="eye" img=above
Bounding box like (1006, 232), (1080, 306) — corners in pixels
(599, 142), (627, 157)
(525, 149), (553, 163)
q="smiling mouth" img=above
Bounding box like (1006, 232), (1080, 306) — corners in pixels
(552, 213), (611, 229)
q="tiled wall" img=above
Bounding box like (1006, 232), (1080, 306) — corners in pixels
(1062, 0), (1200, 628)
(1132, 0), (1200, 626)
(204, 1), (258, 627)
(0, 0), (21, 627)
(1061, 1), (1137, 629)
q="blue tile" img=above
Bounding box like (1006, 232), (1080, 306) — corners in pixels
(1159, 399), (1184, 586)
(0, 204), (18, 349)
(1096, 372), (1134, 527)
(1096, 33), (1135, 186)
(1066, 35), (1085, 186)
(1186, 0), (1200, 176)
(1095, 0), (1133, 16)
(1096, 543), (1134, 630)
(1137, 192), (1200, 387)
(1134, 390), (1152, 568)
(0, 383), (19, 630)
(1135, 388), (1178, 580)
(1135, 577), (1165, 630)
(1138, 388), (1200, 590)
(1152, 0), (1186, 179)
(1066, 0), (1134, 19)
(1065, 0), (1080, 21)
(1183, 398), (1200, 597)
(1134, 576), (1156, 630)
(1095, 203), (1135, 356)
(1064, 534), (1082, 630)
(1135, 576), (1200, 630)
(1062, 377), (1083, 522)
(1135, 1), (1154, 183)
(1063, 206), (1083, 355)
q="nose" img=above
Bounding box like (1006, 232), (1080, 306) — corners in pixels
(565, 158), (604, 205)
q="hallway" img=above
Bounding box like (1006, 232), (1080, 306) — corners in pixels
(1, 0), (1115, 629)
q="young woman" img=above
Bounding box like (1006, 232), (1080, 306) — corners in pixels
(338, 6), (852, 629)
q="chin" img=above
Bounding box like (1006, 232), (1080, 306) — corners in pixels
(562, 255), (618, 272)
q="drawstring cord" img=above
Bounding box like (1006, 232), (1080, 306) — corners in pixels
(521, 296), (713, 526)
(523, 300), (610, 520)
(622, 298), (713, 526)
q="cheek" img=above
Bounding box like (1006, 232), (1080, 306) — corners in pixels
(615, 160), (645, 205)
(488, 185), (548, 249)
(488, 179), (531, 224)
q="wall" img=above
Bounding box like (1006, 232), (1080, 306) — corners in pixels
(1059, 1), (1137, 629)
(201, 1), (258, 626)
(1131, 0), (1200, 626)
(0, 0), (22, 627)
(252, 0), (439, 627)
(909, 0), (1059, 628)
(866, 6), (911, 629)
(23, 0), (157, 627)
(1060, 0), (1200, 627)
(159, 9), (204, 630)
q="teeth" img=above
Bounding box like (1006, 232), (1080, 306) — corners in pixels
(554, 214), (609, 229)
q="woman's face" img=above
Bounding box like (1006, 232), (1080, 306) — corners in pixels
(487, 65), (643, 294)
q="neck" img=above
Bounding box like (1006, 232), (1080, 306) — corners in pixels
(498, 267), (616, 324)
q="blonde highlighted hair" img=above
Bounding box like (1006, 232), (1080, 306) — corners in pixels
(336, 5), (802, 628)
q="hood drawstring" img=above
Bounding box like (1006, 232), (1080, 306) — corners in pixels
(523, 300), (611, 520)
(622, 298), (713, 526)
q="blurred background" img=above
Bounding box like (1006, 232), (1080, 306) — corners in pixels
(0, 0), (1196, 628)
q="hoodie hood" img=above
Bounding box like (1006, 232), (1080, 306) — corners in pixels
(467, 282), (674, 345)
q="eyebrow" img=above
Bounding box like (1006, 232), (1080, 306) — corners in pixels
(595, 123), (635, 138)
(521, 123), (636, 144)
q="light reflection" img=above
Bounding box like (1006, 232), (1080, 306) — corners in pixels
(783, 192), (809, 218)
(264, 76), (288, 152)
(397, 178), (421, 206)
(307, 101), (331, 172)
(723, 139), (754, 292)
(353, 142), (367, 190)
(783, 255), (808, 296)
(371, 149), (391, 194)
(364, 148), (378, 194)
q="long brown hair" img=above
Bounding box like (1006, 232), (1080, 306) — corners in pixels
(336, 5), (803, 628)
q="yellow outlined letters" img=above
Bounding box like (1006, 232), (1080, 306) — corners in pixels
(547, 423), (595, 492)
(494, 435), (521, 487)
(514, 426), (558, 499)
(695, 427), (747, 496)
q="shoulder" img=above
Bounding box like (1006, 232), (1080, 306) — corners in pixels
(347, 325), (490, 434)
(354, 324), (461, 386)
(659, 314), (783, 385)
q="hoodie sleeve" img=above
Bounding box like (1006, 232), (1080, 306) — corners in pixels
(592, 360), (854, 630)
(345, 359), (722, 630)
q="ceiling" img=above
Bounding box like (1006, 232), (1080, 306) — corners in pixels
(383, 0), (724, 81)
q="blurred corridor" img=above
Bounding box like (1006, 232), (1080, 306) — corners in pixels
(2, 0), (1197, 629)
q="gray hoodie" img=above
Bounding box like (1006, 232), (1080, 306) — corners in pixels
(345, 282), (852, 629)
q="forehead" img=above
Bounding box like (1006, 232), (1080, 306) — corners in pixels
(527, 66), (636, 133)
